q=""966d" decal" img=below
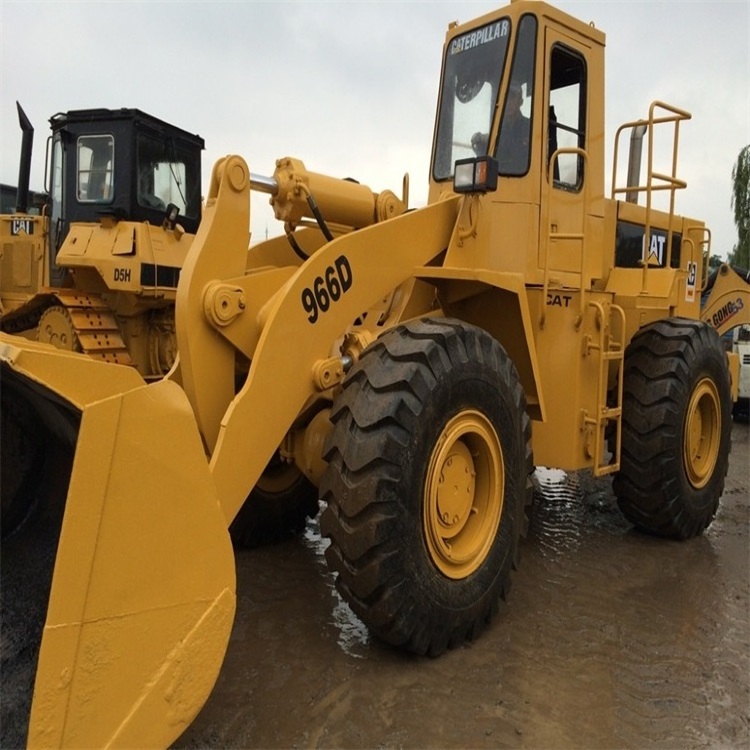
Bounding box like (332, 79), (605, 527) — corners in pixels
(301, 255), (353, 324)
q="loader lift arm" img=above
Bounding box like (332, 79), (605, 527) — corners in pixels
(173, 155), (462, 525)
(701, 263), (750, 336)
(699, 264), (750, 400)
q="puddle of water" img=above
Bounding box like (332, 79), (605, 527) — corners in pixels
(301, 520), (371, 658)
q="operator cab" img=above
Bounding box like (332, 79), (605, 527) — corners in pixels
(431, 10), (587, 192)
(47, 108), (204, 282)
(428, 1), (606, 287)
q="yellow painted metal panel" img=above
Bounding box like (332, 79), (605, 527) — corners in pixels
(25, 379), (235, 749)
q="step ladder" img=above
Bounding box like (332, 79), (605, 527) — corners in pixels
(583, 301), (625, 476)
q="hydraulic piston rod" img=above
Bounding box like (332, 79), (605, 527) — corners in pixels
(250, 172), (278, 196)
(250, 157), (405, 229)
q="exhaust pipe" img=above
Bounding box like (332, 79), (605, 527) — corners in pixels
(15, 102), (33, 214)
(625, 123), (647, 204)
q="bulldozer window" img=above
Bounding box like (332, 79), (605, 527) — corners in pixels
(495, 14), (537, 176)
(50, 136), (63, 217)
(77, 135), (114, 203)
(48, 136), (65, 253)
(433, 18), (510, 181)
(136, 133), (200, 219)
(548, 45), (586, 190)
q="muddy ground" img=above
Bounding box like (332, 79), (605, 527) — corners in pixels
(1, 424), (746, 749)
(176, 420), (749, 750)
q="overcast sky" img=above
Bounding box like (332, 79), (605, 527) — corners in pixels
(1, 0), (748, 258)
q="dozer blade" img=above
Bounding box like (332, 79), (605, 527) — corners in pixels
(1, 335), (236, 749)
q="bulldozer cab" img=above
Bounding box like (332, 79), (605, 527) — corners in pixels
(46, 108), (204, 282)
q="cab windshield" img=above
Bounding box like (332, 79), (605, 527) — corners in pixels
(433, 18), (510, 181)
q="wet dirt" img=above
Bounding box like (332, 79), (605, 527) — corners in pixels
(176, 420), (749, 750)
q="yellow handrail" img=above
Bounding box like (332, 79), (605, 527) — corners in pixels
(611, 101), (692, 294)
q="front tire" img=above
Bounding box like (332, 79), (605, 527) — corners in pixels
(613, 318), (732, 539)
(320, 318), (532, 656)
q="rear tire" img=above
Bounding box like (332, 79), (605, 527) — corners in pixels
(320, 318), (532, 656)
(613, 318), (732, 539)
(229, 454), (319, 548)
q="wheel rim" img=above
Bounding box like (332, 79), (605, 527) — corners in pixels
(423, 410), (504, 579)
(683, 377), (721, 489)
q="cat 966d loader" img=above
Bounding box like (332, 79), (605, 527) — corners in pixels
(2, 0), (749, 747)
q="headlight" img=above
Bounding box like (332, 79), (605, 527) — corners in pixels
(453, 156), (499, 194)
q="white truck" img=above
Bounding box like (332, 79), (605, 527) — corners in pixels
(733, 324), (750, 420)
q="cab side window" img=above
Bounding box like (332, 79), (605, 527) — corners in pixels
(77, 135), (114, 203)
(548, 45), (586, 190)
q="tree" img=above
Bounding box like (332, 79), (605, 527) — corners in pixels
(708, 254), (724, 271)
(728, 145), (750, 269)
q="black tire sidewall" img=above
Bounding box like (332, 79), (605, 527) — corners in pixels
(672, 329), (732, 516)
(616, 319), (732, 537)
(388, 349), (525, 618)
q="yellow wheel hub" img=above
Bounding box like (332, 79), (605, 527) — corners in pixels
(683, 377), (721, 489)
(423, 410), (504, 579)
(38, 305), (80, 352)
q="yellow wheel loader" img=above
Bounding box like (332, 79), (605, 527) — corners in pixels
(2, 1), (749, 747)
(1, 104), (204, 377)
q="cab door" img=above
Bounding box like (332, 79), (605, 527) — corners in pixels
(539, 28), (590, 285)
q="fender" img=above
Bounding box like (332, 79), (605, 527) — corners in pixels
(413, 265), (545, 422)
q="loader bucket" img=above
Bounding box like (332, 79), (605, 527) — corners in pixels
(1, 334), (236, 749)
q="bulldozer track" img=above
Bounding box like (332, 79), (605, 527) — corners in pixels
(4, 291), (133, 366)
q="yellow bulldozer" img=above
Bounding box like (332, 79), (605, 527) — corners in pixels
(2, 1), (749, 747)
(1, 104), (204, 377)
